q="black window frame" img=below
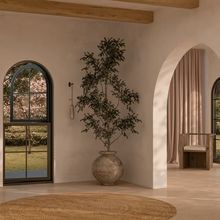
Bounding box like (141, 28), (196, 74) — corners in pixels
(212, 77), (220, 163)
(3, 61), (53, 185)
(9, 62), (52, 123)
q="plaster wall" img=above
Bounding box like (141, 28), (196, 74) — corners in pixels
(0, 12), (145, 186)
(203, 49), (220, 133)
(116, 0), (220, 188)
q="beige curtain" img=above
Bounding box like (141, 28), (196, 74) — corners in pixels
(167, 49), (204, 163)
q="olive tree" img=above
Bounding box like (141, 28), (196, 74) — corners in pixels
(76, 38), (141, 152)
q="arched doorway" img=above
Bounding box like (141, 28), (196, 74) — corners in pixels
(153, 42), (220, 188)
(3, 61), (53, 184)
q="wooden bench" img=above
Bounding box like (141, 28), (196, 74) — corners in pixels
(179, 133), (214, 170)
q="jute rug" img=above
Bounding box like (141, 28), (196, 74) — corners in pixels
(0, 193), (176, 220)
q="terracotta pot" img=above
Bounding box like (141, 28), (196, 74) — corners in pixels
(92, 151), (124, 186)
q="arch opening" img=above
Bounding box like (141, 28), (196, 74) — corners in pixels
(153, 43), (220, 188)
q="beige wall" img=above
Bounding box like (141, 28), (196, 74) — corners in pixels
(204, 49), (220, 133)
(117, 0), (220, 188)
(0, 11), (145, 186)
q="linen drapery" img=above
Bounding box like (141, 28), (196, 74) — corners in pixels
(167, 49), (204, 163)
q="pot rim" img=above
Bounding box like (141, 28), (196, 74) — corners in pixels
(99, 151), (117, 155)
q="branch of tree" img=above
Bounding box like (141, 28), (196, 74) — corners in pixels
(110, 133), (123, 146)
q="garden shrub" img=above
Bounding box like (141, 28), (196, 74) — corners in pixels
(5, 126), (47, 146)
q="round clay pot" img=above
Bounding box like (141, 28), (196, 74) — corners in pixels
(92, 151), (124, 186)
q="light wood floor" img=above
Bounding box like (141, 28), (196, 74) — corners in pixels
(1, 164), (220, 220)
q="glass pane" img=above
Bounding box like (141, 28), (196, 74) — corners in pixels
(214, 121), (220, 134)
(215, 140), (220, 160)
(214, 81), (220, 99)
(13, 94), (29, 119)
(5, 153), (26, 179)
(3, 96), (10, 123)
(30, 126), (48, 152)
(30, 94), (47, 119)
(214, 100), (220, 118)
(3, 72), (13, 96)
(5, 126), (26, 152)
(27, 152), (48, 178)
(13, 70), (29, 94)
(30, 72), (47, 93)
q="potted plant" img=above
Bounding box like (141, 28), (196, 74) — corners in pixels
(76, 38), (141, 185)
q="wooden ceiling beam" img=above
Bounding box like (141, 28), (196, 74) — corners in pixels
(0, 0), (154, 24)
(114, 0), (199, 9)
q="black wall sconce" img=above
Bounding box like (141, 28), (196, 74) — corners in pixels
(68, 82), (75, 120)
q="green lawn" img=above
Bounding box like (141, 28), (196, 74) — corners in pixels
(215, 138), (220, 160)
(216, 149), (220, 160)
(4, 126), (49, 175)
(5, 145), (47, 152)
(5, 145), (47, 172)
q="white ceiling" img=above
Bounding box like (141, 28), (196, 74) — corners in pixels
(52, 0), (163, 11)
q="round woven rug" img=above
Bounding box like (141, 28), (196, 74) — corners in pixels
(0, 193), (176, 220)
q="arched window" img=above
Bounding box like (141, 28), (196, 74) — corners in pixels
(4, 61), (52, 122)
(212, 78), (220, 162)
(3, 61), (53, 184)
